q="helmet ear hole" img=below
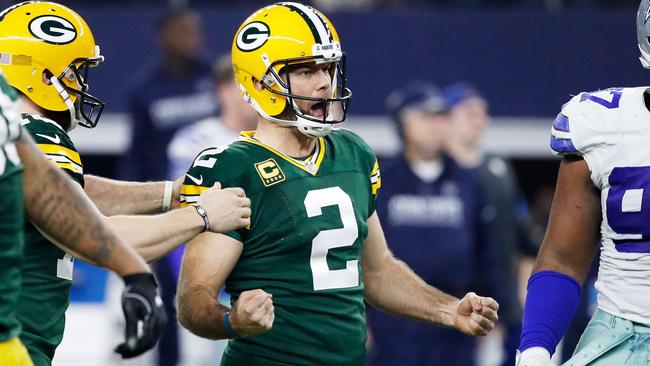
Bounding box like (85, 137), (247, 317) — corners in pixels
(252, 77), (265, 92)
(42, 70), (54, 85)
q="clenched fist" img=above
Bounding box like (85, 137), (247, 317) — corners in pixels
(198, 182), (251, 233)
(229, 289), (275, 336)
(453, 292), (499, 336)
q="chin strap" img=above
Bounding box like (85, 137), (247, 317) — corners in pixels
(50, 75), (78, 131)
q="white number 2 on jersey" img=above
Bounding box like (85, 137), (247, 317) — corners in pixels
(304, 187), (359, 291)
(57, 253), (74, 280)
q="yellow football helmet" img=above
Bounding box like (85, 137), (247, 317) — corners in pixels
(0, 1), (104, 129)
(232, 2), (352, 138)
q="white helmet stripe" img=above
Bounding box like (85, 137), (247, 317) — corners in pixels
(0, 1), (38, 20)
(280, 2), (330, 44)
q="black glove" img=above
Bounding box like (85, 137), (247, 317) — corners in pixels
(114, 273), (167, 359)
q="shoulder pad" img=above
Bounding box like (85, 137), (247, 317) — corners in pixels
(550, 88), (623, 157)
(22, 114), (64, 131)
(180, 144), (247, 206)
(331, 128), (380, 196)
(332, 128), (375, 158)
(24, 114), (82, 176)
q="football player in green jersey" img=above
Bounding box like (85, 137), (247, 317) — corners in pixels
(176, 3), (500, 365)
(0, 2), (252, 365)
(0, 70), (34, 366)
(0, 70), (166, 365)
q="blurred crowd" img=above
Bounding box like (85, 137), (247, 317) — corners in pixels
(10, 0), (641, 9)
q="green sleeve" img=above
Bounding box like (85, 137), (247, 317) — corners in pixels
(23, 115), (84, 187)
(180, 145), (249, 242)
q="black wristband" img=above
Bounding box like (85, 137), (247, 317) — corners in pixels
(122, 272), (156, 286)
(194, 204), (210, 232)
(223, 311), (242, 338)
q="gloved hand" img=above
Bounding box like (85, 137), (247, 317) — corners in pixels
(516, 347), (552, 366)
(114, 273), (167, 358)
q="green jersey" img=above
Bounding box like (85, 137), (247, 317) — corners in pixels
(18, 114), (84, 365)
(0, 74), (24, 343)
(0, 75), (22, 177)
(181, 129), (381, 366)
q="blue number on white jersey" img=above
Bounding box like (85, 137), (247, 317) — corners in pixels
(606, 167), (650, 253)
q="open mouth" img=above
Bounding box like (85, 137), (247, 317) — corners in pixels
(308, 101), (327, 119)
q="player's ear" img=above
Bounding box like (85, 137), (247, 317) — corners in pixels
(252, 77), (264, 92)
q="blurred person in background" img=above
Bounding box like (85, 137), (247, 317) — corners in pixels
(443, 82), (523, 366)
(0, 2), (252, 365)
(366, 81), (500, 366)
(120, 7), (215, 182)
(118, 8), (216, 366)
(164, 53), (257, 365)
(167, 54), (258, 179)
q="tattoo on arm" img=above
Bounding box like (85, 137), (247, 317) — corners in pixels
(25, 162), (116, 264)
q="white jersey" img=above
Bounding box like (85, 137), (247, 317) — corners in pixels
(551, 86), (650, 325)
(166, 117), (241, 179)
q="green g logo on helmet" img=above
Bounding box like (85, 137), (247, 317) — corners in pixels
(28, 15), (77, 45)
(236, 21), (270, 52)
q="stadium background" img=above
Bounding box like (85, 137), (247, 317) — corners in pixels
(11, 0), (643, 365)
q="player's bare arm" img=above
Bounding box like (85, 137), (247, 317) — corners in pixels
(177, 233), (274, 339)
(362, 213), (499, 336)
(38, 180), (251, 263)
(17, 130), (166, 358)
(517, 156), (601, 365)
(84, 174), (184, 215)
(532, 156), (601, 281)
(107, 183), (251, 262)
(18, 131), (148, 274)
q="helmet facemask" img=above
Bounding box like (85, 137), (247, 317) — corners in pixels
(264, 55), (351, 123)
(53, 52), (105, 129)
(255, 51), (351, 138)
(637, 0), (650, 69)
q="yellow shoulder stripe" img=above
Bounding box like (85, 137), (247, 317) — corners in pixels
(371, 160), (381, 195)
(37, 144), (81, 165)
(372, 179), (381, 195)
(181, 184), (209, 196)
(371, 160), (380, 176)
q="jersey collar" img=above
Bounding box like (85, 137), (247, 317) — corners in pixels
(239, 131), (326, 175)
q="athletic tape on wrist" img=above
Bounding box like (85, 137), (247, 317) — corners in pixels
(162, 181), (173, 212)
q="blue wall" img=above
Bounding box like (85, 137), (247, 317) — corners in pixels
(77, 6), (644, 117)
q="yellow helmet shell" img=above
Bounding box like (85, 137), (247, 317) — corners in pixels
(0, 1), (100, 112)
(232, 2), (342, 118)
